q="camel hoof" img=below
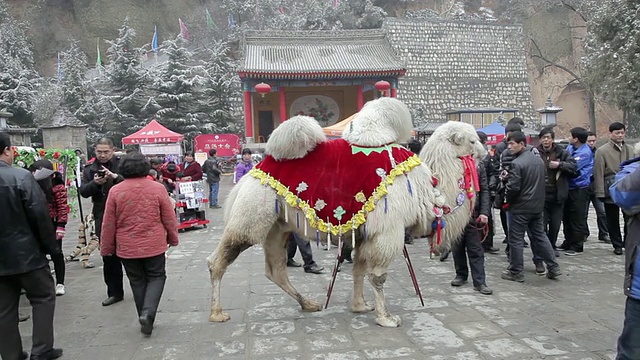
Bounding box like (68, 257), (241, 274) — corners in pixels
(376, 314), (401, 327)
(301, 300), (322, 312)
(209, 311), (231, 322)
(351, 302), (375, 313)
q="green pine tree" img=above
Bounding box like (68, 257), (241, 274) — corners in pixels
(97, 17), (149, 142)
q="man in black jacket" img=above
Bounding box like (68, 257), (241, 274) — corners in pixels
(450, 152), (493, 295)
(202, 149), (222, 209)
(536, 127), (577, 266)
(477, 132), (499, 254)
(502, 131), (561, 282)
(491, 119), (526, 245)
(80, 138), (124, 306)
(0, 133), (63, 360)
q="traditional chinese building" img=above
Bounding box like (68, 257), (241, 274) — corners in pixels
(239, 30), (406, 144)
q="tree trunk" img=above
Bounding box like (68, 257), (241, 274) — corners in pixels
(587, 91), (596, 133)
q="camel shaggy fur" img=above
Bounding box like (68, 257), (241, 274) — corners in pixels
(207, 98), (481, 327)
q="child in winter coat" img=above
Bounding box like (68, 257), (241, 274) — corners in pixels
(30, 159), (69, 296)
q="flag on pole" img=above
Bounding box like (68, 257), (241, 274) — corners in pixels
(206, 9), (215, 29)
(333, 0), (339, 9)
(57, 52), (62, 81)
(151, 26), (159, 53)
(96, 39), (102, 68)
(178, 18), (190, 40)
(228, 13), (236, 28)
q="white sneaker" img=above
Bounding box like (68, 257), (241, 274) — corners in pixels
(55, 284), (66, 296)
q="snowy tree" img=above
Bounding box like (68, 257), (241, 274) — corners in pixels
(60, 38), (89, 112)
(199, 40), (241, 133)
(222, 0), (385, 31)
(32, 79), (62, 127)
(145, 35), (207, 139)
(0, 1), (39, 126)
(98, 17), (149, 142)
(584, 0), (640, 134)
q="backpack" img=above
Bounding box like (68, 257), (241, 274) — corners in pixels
(609, 156), (640, 215)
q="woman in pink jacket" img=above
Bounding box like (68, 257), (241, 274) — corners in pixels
(101, 152), (179, 336)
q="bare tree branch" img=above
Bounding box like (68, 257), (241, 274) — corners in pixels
(529, 37), (583, 83)
(560, 0), (587, 22)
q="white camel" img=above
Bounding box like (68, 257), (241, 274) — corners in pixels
(207, 98), (483, 327)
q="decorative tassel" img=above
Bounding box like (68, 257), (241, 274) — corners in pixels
(296, 212), (300, 228)
(327, 218), (331, 250)
(316, 229), (320, 248)
(304, 208), (308, 237)
(285, 203), (289, 222)
(351, 222), (356, 248)
(384, 197), (388, 214)
(407, 177), (413, 196)
(275, 199), (279, 214)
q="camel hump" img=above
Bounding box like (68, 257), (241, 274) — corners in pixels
(266, 115), (327, 160)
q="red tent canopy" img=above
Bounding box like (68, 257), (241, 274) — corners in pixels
(122, 120), (184, 145)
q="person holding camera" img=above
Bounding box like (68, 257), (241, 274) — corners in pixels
(80, 138), (124, 307)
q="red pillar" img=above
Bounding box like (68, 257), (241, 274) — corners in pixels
(279, 86), (286, 123)
(356, 85), (364, 111)
(243, 91), (253, 139)
(391, 88), (397, 98)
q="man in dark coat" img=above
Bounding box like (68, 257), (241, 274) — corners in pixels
(0, 132), (63, 360)
(80, 138), (124, 306)
(477, 131), (499, 253)
(450, 148), (493, 295)
(536, 127), (576, 266)
(502, 131), (561, 282)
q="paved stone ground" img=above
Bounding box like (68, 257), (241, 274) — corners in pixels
(18, 177), (625, 359)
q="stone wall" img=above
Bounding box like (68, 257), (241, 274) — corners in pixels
(383, 17), (535, 125)
(42, 127), (87, 154)
(8, 133), (32, 146)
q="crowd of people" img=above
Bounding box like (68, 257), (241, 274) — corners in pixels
(1, 117), (639, 358)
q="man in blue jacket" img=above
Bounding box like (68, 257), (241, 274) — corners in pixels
(560, 127), (594, 255)
(611, 155), (640, 359)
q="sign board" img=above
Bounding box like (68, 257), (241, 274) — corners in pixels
(194, 152), (208, 166)
(140, 143), (182, 156)
(194, 134), (242, 158)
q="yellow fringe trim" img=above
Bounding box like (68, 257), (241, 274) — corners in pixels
(249, 154), (422, 235)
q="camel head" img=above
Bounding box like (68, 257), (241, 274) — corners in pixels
(421, 121), (481, 161)
(342, 97), (413, 147)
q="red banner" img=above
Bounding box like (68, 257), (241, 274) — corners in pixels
(194, 134), (242, 158)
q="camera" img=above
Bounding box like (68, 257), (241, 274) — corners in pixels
(97, 169), (107, 177)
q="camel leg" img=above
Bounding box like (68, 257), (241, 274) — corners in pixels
(351, 241), (373, 313)
(207, 234), (252, 322)
(369, 272), (401, 327)
(263, 230), (322, 312)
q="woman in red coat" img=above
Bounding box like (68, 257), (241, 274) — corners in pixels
(100, 153), (179, 336)
(177, 152), (202, 181)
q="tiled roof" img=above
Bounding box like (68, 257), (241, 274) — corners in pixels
(383, 18), (535, 125)
(41, 108), (86, 128)
(414, 122), (446, 133)
(240, 30), (405, 79)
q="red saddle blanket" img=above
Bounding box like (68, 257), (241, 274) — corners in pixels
(250, 139), (420, 235)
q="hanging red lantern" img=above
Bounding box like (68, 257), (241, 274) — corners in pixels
(255, 82), (271, 98)
(374, 80), (391, 96)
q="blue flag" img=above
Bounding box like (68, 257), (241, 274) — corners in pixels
(228, 13), (235, 28)
(57, 52), (62, 81)
(151, 26), (159, 53)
